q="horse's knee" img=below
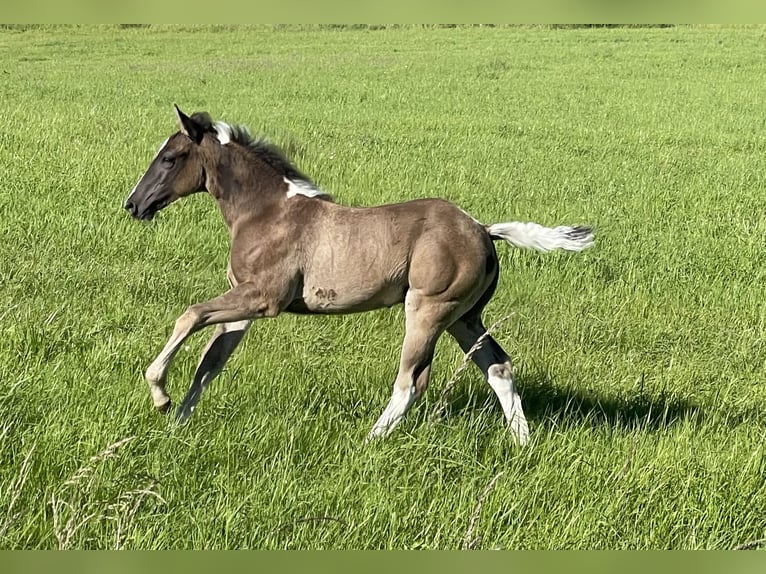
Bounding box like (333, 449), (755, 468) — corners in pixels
(178, 306), (203, 330)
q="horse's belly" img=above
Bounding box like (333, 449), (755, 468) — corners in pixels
(288, 282), (406, 315)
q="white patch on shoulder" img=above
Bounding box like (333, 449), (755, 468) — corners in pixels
(213, 122), (232, 145)
(284, 176), (331, 200)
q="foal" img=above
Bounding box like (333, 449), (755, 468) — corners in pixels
(124, 106), (594, 445)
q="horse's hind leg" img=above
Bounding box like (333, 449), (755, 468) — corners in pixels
(447, 314), (529, 445)
(367, 292), (456, 440)
(367, 329), (436, 440)
(174, 319), (252, 422)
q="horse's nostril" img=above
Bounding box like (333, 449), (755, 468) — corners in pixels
(124, 199), (136, 215)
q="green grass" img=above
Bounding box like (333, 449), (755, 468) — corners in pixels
(2, 24), (766, 549)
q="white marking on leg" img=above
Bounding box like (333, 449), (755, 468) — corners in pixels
(367, 384), (417, 440)
(487, 363), (529, 445)
(284, 176), (332, 199)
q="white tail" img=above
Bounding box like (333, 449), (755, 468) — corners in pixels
(486, 222), (594, 252)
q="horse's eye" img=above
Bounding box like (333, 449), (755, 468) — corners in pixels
(161, 155), (175, 165)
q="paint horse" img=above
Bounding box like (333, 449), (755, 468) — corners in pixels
(124, 105), (594, 445)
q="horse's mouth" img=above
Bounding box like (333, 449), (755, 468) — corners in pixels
(136, 198), (170, 221)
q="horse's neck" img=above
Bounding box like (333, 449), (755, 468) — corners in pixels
(206, 164), (284, 230)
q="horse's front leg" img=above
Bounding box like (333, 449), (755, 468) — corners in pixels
(174, 319), (251, 422)
(143, 282), (277, 413)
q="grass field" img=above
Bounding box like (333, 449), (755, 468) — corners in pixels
(2, 24), (766, 550)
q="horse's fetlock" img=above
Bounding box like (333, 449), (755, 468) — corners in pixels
(145, 363), (163, 385)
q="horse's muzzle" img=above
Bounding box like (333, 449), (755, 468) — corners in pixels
(124, 197), (161, 221)
(124, 199), (139, 218)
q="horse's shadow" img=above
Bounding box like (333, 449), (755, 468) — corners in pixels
(439, 368), (704, 431)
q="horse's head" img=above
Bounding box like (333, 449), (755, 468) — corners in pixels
(124, 105), (213, 220)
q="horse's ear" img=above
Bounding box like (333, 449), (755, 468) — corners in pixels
(174, 104), (204, 144)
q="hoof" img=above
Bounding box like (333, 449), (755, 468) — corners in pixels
(155, 401), (172, 415)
